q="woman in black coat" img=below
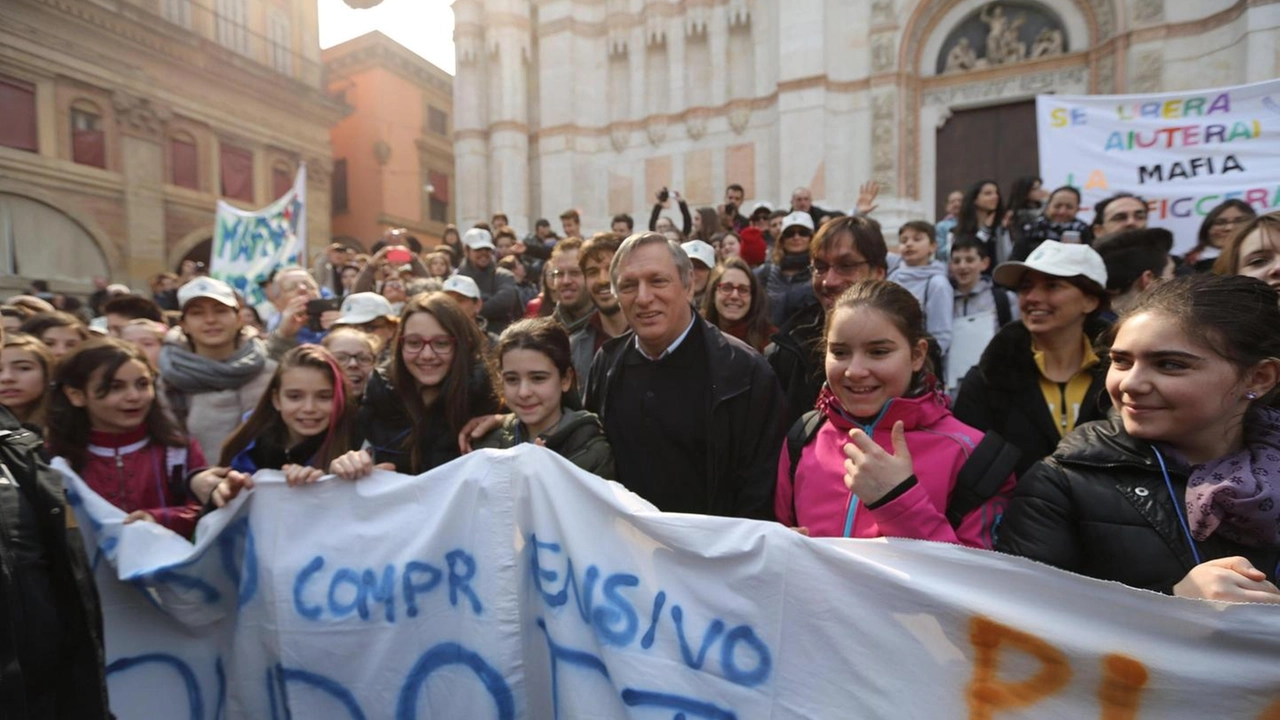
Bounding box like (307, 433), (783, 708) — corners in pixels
(954, 241), (1113, 476)
(997, 275), (1280, 601)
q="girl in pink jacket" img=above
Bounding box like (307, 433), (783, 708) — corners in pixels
(775, 280), (1013, 547)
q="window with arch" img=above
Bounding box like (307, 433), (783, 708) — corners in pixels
(170, 131), (199, 190)
(0, 193), (109, 290)
(70, 101), (105, 169)
(220, 142), (254, 202)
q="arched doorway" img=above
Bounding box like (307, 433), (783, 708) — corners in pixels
(0, 192), (110, 294)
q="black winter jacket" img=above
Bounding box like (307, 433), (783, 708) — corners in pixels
(764, 301), (825, 427)
(354, 367), (500, 475)
(953, 317), (1111, 477)
(474, 409), (614, 480)
(584, 317), (787, 520)
(0, 410), (110, 718)
(996, 414), (1280, 593)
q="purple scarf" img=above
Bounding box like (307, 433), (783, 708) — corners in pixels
(1182, 406), (1280, 547)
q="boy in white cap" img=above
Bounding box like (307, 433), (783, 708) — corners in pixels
(680, 239), (717, 308)
(456, 227), (522, 334)
(443, 274), (500, 347)
(159, 276), (276, 458)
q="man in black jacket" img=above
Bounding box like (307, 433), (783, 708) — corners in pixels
(766, 215), (889, 425)
(584, 233), (786, 520)
(0, 322), (111, 718)
(458, 227), (523, 334)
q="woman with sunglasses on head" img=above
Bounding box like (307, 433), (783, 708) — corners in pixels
(328, 292), (500, 479)
(756, 211), (819, 327)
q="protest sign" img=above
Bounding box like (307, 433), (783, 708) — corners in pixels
(57, 446), (1280, 719)
(1037, 79), (1280, 252)
(209, 165), (306, 307)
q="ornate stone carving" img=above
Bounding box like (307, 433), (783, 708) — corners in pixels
(111, 91), (171, 137)
(610, 125), (628, 153)
(1133, 0), (1164, 24)
(1131, 50), (1163, 93)
(686, 109), (708, 141)
(940, 2), (1065, 74)
(871, 34), (895, 72)
(373, 139), (391, 165)
(305, 157), (331, 189)
(870, 0), (894, 27)
(1090, 0), (1116, 39)
(727, 0), (751, 27)
(871, 92), (896, 189)
(646, 117), (667, 145)
(923, 66), (1088, 107)
(728, 104), (751, 135)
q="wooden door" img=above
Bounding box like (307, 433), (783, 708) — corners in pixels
(935, 100), (1039, 218)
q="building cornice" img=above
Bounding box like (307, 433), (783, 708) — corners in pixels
(323, 32), (453, 97)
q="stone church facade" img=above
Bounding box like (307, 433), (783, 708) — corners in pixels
(451, 0), (1280, 233)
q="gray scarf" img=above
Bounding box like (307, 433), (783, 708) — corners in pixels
(159, 333), (268, 393)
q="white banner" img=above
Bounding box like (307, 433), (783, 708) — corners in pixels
(57, 447), (1280, 719)
(209, 165), (307, 308)
(1037, 79), (1280, 253)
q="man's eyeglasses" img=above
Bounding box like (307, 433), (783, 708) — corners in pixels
(549, 269), (584, 283)
(334, 352), (376, 367)
(402, 335), (455, 355)
(810, 260), (870, 278)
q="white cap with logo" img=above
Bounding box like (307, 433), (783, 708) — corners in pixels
(680, 240), (717, 269)
(781, 211), (815, 234)
(177, 276), (238, 310)
(442, 274), (482, 300)
(463, 228), (495, 251)
(993, 240), (1108, 289)
(333, 292), (395, 326)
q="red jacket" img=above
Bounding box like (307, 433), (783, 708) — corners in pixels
(79, 426), (206, 539)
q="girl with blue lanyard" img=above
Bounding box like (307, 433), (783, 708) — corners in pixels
(998, 274), (1280, 602)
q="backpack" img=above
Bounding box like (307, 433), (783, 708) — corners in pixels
(784, 410), (1019, 529)
(990, 286), (1012, 328)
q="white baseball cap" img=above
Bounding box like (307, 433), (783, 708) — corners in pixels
(993, 240), (1108, 290)
(177, 276), (238, 309)
(333, 292), (395, 326)
(750, 202), (774, 218)
(442, 274), (482, 300)
(781, 211), (815, 234)
(680, 240), (717, 269)
(463, 228), (495, 251)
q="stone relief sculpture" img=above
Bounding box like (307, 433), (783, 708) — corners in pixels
(940, 2), (1065, 74)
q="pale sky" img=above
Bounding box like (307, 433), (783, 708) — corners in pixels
(317, 0), (456, 75)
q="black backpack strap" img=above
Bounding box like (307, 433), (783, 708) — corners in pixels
(945, 431), (1021, 529)
(991, 286), (1012, 328)
(786, 410), (826, 524)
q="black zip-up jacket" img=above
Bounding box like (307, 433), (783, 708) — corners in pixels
(953, 317), (1112, 477)
(584, 316), (787, 520)
(996, 414), (1280, 593)
(0, 409), (110, 718)
(764, 301), (825, 427)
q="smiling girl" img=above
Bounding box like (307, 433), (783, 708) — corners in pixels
(329, 292), (500, 478)
(472, 318), (612, 477)
(775, 281), (1012, 545)
(702, 257), (775, 353)
(998, 275), (1280, 600)
(1012, 186), (1094, 261)
(955, 241), (1112, 476)
(218, 345), (355, 486)
(47, 340), (231, 538)
(0, 333), (55, 433)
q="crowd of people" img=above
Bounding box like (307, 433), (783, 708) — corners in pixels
(2, 176), (1279, 714)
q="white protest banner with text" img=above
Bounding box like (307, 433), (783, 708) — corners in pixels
(1037, 79), (1280, 252)
(209, 165), (306, 307)
(59, 447), (1280, 719)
